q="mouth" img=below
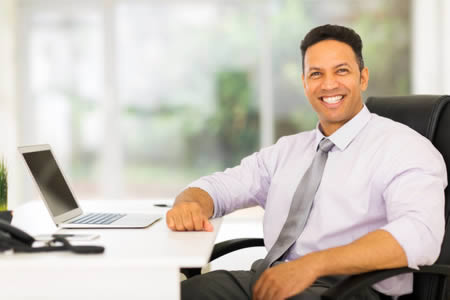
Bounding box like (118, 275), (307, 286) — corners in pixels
(320, 95), (345, 107)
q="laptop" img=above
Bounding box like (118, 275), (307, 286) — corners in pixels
(18, 144), (161, 228)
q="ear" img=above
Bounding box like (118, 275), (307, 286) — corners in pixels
(360, 67), (369, 91)
(302, 73), (306, 90)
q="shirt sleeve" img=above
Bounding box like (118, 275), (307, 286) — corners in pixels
(187, 137), (286, 218)
(380, 136), (447, 269)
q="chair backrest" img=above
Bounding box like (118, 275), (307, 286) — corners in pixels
(366, 95), (450, 300)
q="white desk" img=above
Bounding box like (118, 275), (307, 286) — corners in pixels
(0, 200), (221, 300)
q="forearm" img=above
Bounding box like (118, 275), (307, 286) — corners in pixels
(253, 230), (408, 299)
(307, 229), (408, 277)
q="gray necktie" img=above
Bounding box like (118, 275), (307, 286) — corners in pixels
(251, 138), (335, 284)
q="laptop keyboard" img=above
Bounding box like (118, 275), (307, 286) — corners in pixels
(70, 213), (126, 225)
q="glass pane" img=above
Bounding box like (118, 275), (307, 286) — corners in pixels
(24, 5), (103, 199)
(117, 1), (262, 198)
(21, 0), (411, 201)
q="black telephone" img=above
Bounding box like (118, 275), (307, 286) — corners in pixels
(0, 219), (104, 254)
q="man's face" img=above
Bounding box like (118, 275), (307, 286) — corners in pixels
(302, 39), (369, 136)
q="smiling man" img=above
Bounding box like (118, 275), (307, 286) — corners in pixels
(303, 39), (368, 136)
(167, 25), (447, 300)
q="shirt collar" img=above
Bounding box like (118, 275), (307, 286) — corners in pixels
(314, 105), (372, 151)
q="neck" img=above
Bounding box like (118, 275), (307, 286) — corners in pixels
(319, 123), (341, 137)
(319, 104), (364, 136)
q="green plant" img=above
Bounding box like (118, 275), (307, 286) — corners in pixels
(211, 70), (259, 168)
(0, 158), (7, 211)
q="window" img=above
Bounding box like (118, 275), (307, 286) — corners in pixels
(19, 0), (411, 201)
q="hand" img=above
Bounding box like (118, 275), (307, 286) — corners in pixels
(253, 255), (321, 300)
(166, 188), (214, 232)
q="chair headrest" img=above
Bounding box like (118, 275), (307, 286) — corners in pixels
(366, 95), (450, 142)
(365, 95), (449, 189)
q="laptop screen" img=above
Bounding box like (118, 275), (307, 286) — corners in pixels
(22, 150), (78, 217)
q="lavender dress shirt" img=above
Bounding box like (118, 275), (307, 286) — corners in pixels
(188, 106), (447, 296)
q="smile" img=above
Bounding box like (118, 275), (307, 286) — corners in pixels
(319, 95), (345, 109)
(321, 95), (344, 104)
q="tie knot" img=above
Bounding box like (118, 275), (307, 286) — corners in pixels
(318, 138), (334, 153)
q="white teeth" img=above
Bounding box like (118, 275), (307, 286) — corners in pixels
(322, 95), (343, 104)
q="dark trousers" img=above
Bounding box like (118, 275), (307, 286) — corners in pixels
(182, 267), (389, 300)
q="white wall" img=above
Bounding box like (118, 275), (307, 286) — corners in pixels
(0, 0), (21, 209)
(412, 0), (450, 95)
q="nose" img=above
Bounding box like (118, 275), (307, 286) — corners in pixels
(321, 73), (339, 90)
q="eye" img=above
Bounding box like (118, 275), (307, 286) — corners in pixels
(309, 71), (321, 78)
(337, 68), (349, 74)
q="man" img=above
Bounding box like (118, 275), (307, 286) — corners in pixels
(166, 24), (447, 300)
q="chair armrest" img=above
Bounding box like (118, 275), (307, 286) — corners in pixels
(210, 238), (264, 261)
(322, 264), (450, 300)
(181, 238), (264, 278)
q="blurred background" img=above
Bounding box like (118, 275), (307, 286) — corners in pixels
(0, 0), (449, 207)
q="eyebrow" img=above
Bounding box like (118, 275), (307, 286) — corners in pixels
(307, 67), (322, 72)
(334, 63), (351, 69)
(307, 63), (352, 72)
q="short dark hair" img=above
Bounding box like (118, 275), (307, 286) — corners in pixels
(300, 24), (364, 72)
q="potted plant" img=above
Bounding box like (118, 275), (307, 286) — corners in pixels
(0, 158), (12, 223)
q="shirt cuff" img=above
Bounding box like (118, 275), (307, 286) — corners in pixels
(381, 217), (440, 270)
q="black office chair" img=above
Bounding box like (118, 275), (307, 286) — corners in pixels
(181, 95), (450, 300)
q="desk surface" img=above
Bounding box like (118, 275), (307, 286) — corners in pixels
(5, 199), (221, 268)
(1, 200), (222, 299)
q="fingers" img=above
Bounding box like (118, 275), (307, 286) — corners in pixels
(253, 270), (285, 300)
(253, 260), (315, 300)
(253, 274), (264, 300)
(253, 269), (271, 299)
(192, 211), (204, 231)
(181, 209), (195, 230)
(166, 202), (213, 232)
(166, 210), (183, 231)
